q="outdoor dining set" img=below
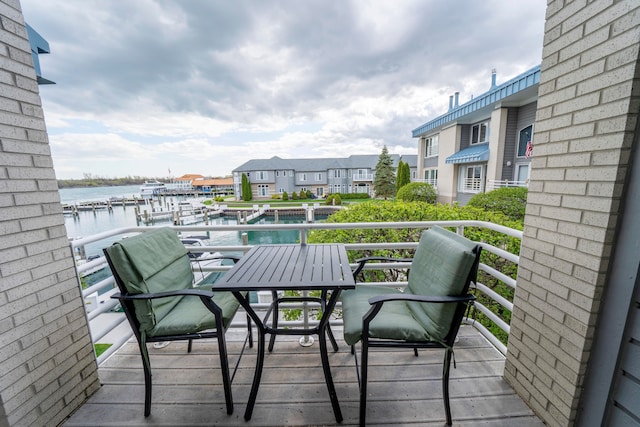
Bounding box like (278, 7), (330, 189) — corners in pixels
(103, 225), (481, 426)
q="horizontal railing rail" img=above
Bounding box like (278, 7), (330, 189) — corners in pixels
(72, 220), (521, 364)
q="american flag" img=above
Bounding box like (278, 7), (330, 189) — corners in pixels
(525, 140), (533, 158)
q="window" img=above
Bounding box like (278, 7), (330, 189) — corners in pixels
(299, 173), (307, 182)
(289, 170), (293, 177)
(334, 169), (343, 178)
(424, 169), (438, 186)
(517, 125), (533, 158)
(276, 171), (280, 177)
(425, 135), (439, 157)
(315, 173), (322, 181)
(257, 184), (269, 197)
(316, 187), (324, 197)
(471, 122), (489, 144)
(412, 170), (416, 179)
(516, 164), (530, 182)
(278, 187), (285, 193)
(459, 165), (483, 192)
(255, 171), (267, 180)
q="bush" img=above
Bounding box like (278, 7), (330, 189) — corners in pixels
(396, 182), (436, 203)
(306, 190), (312, 199)
(291, 192), (298, 200)
(337, 193), (370, 200)
(282, 192), (289, 201)
(326, 194), (342, 205)
(299, 190), (306, 199)
(271, 194), (281, 199)
(467, 187), (528, 222)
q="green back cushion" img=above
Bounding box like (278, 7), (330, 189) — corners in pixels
(405, 226), (477, 341)
(105, 228), (194, 334)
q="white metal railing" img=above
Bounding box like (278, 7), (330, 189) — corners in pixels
(413, 178), (438, 188)
(461, 178), (484, 193)
(487, 179), (529, 190)
(72, 220), (521, 364)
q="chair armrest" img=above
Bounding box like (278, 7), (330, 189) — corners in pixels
(352, 256), (413, 278)
(368, 293), (475, 305)
(111, 288), (215, 301)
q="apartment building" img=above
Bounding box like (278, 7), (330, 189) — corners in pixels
(232, 154), (417, 200)
(413, 66), (540, 205)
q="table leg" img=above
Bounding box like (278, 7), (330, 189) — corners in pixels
(318, 290), (343, 423)
(231, 292), (266, 421)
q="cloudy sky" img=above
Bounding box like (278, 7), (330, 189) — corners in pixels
(21, 0), (546, 180)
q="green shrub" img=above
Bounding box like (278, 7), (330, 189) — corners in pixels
(337, 193), (370, 200)
(306, 190), (312, 199)
(326, 194), (342, 205)
(291, 191), (298, 200)
(271, 194), (281, 199)
(467, 187), (528, 221)
(396, 182), (436, 203)
(282, 192), (289, 201)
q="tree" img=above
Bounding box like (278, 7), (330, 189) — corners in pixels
(373, 145), (395, 199)
(396, 160), (410, 191)
(241, 173), (252, 201)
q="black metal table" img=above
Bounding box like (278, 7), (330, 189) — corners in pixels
(214, 243), (355, 422)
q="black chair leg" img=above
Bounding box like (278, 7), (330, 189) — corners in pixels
(217, 330), (234, 415)
(187, 339), (193, 353)
(246, 314), (253, 348)
(138, 342), (152, 417)
(359, 339), (369, 427)
(443, 348), (453, 426)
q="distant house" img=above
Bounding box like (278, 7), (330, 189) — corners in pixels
(167, 174), (203, 192)
(191, 177), (234, 195)
(232, 154), (417, 200)
(412, 65), (540, 205)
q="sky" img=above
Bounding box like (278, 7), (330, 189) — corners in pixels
(21, 0), (547, 180)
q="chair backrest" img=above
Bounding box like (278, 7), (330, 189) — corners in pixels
(104, 227), (194, 335)
(404, 226), (481, 343)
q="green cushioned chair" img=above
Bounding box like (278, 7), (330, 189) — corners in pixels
(342, 225), (482, 426)
(103, 227), (251, 417)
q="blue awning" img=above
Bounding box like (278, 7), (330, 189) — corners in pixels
(445, 143), (490, 164)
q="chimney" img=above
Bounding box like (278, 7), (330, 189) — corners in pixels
(454, 92), (459, 108)
(491, 68), (497, 88)
(449, 95), (454, 111)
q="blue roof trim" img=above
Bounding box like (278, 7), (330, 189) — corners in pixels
(26, 23), (55, 85)
(445, 143), (490, 164)
(412, 64), (540, 137)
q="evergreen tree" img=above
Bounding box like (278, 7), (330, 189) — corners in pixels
(400, 161), (411, 189)
(241, 173), (252, 201)
(373, 145), (396, 199)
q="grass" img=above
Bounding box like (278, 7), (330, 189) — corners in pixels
(94, 343), (112, 357)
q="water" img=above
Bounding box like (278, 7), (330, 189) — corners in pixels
(60, 186), (302, 259)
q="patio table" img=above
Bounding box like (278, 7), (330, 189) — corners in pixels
(214, 243), (355, 422)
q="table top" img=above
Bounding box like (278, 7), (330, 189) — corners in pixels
(214, 244), (355, 291)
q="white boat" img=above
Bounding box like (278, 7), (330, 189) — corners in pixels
(180, 236), (223, 283)
(139, 181), (167, 197)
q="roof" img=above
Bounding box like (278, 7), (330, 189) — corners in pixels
(192, 178), (233, 187)
(445, 143), (490, 164)
(412, 65), (541, 138)
(233, 154), (412, 173)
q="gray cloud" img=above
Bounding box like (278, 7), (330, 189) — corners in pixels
(21, 0), (545, 178)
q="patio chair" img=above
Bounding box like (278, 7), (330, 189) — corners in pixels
(342, 225), (482, 426)
(103, 227), (251, 417)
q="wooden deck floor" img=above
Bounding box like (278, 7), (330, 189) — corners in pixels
(64, 326), (543, 426)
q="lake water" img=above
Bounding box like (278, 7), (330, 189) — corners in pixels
(60, 185), (301, 259)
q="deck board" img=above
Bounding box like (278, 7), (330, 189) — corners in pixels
(63, 326), (543, 426)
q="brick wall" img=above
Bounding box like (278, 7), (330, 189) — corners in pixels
(0, 1), (100, 426)
(504, 1), (640, 426)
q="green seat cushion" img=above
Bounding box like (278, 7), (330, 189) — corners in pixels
(404, 226), (477, 341)
(105, 228), (195, 334)
(342, 285), (432, 346)
(149, 287), (243, 337)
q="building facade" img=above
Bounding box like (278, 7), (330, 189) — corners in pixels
(232, 154), (417, 200)
(413, 66), (540, 205)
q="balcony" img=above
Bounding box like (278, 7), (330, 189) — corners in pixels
(65, 221), (542, 426)
(352, 173), (373, 181)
